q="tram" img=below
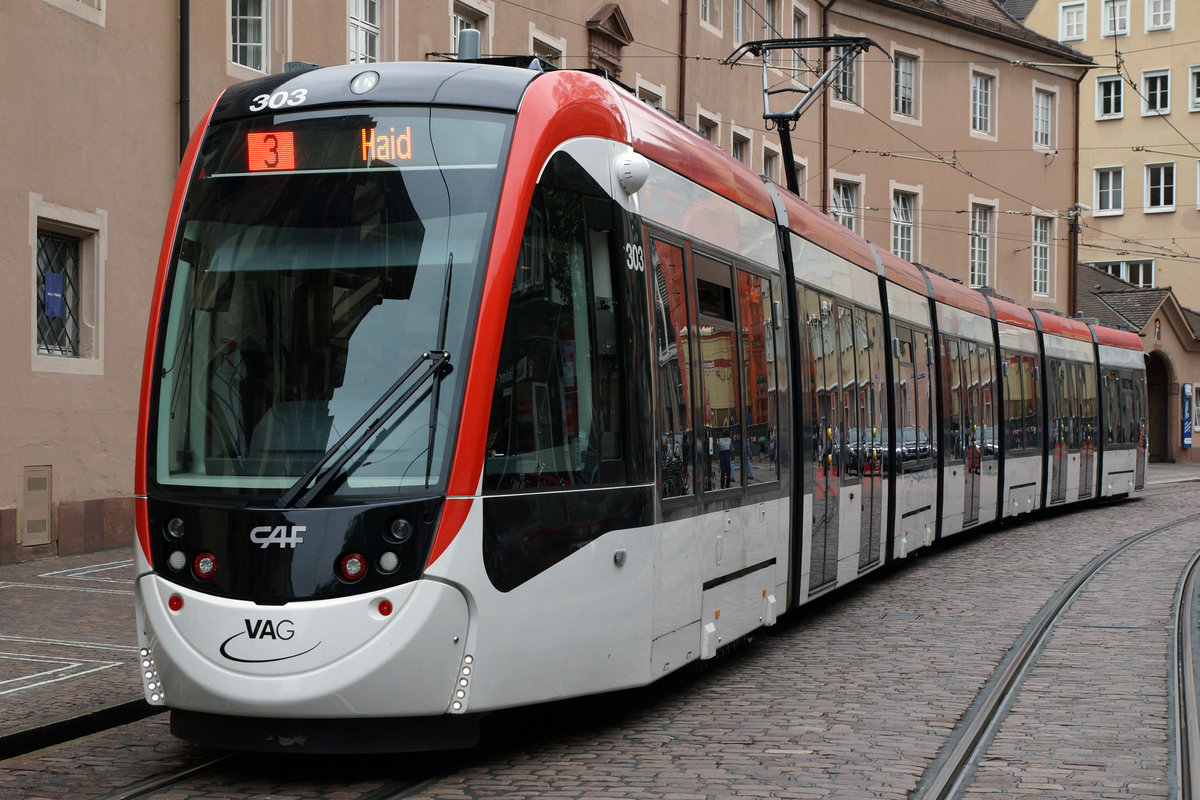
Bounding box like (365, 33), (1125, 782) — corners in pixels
(133, 58), (1148, 752)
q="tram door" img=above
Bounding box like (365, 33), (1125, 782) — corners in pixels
(1134, 375), (1147, 489)
(1078, 362), (1096, 498)
(806, 289), (840, 592)
(962, 341), (981, 525)
(1049, 360), (1069, 504)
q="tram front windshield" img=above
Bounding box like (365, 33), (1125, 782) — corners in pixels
(152, 107), (511, 498)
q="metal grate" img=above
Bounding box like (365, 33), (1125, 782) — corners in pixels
(37, 231), (81, 357)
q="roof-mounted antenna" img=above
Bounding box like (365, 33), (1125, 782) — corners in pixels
(724, 36), (883, 196)
(457, 28), (481, 60)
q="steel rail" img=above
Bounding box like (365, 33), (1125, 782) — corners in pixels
(910, 510), (1200, 800)
(0, 697), (161, 762)
(1172, 547), (1200, 800)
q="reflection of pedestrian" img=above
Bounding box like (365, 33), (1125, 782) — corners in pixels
(719, 431), (732, 488)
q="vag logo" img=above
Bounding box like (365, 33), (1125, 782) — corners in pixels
(220, 617), (320, 663)
(244, 618), (294, 640)
(250, 525), (305, 548)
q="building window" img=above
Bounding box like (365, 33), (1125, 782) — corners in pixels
(231, 0), (267, 71)
(1094, 167), (1124, 214)
(1059, 1), (1086, 40)
(349, 0), (379, 64)
(638, 85), (663, 109)
(1095, 260), (1154, 286)
(37, 232), (81, 357)
(701, 0), (722, 27)
(698, 115), (717, 142)
(894, 53), (917, 117)
(1146, 162), (1175, 211)
(532, 38), (562, 66)
(1034, 89), (1054, 148)
(1191, 66), (1200, 112)
(832, 180), (858, 232)
(731, 137), (746, 164)
(30, 195), (105, 374)
(763, 149), (779, 183)
(969, 204), (992, 287)
(1143, 70), (1170, 114)
(794, 161), (807, 199)
(833, 45), (857, 104)
(892, 191), (915, 261)
(452, 3), (488, 55)
(734, 0), (743, 43)
(1147, 0), (1172, 30)
(791, 10), (808, 78)
(1032, 217), (1052, 296)
(971, 72), (994, 134)
(1102, 0), (1128, 35)
(1097, 75), (1123, 118)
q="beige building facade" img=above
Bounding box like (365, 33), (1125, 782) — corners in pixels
(0, 0), (1086, 561)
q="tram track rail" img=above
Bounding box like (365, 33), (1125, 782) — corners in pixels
(0, 697), (161, 762)
(910, 510), (1200, 800)
(1172, 547), (1200, 800)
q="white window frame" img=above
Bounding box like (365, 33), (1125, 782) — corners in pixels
(1094, 166), (1124, 216)
(763, 0), (778, 65)
(1093, 260), (1154, 287)
(1101, 0), (1128, 36)
(892, 48), (921, 123)
(890, 187), (919, 262)
(793, 157), (808, 200)
(831, 174), (864, 233)
(1032, 215), (1053, 297)
(970, 67), (997, 140)
(349, 0), (380, 64)
(29, 194), (106, 376)
(636, 75), (667, 109)
(1033, 85), (1056, 150)
(763, 142), (782, 184)
(229, 0), (270, 77)
(696, 104), (721, 144)
(451, 0), (493, 56)
(968, 198), (996, 288)
(734, 0), (743, 44)
(1145, 162), (1175, 212)
(1096, 74), (1124, 119)
(1146, 0), (1172, 31)
(40, 0), (106, 26)
(700, 0), (722, 36)
(831, 43), (859, 108)
(1059, 1), (1086, 41)
(529, 25), (566, 67)
(1142, 69), (1170, 115)
(790, 6), (809, 81)
(731, 130), (751, 165)
(1189, 65), (1200, 112)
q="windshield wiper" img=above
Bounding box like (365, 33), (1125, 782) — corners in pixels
(424, 258), (453, 488)
(276, 258), (455, 509)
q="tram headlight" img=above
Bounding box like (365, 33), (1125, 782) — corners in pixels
(167, 550), (187, 572)
(165, 517), (185, 539)
(386, 518), (413, 544)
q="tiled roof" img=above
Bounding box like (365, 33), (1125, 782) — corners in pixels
(867, 0), (1092, 63)
(1000, 0), (1038, 22)
(1076, 265), (1177, 333)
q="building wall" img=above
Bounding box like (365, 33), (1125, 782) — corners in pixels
(0, 0), (1083, 561)
(1022, 0), (1200, 307)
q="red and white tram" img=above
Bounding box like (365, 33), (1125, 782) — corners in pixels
(133, 59), (1148, 751)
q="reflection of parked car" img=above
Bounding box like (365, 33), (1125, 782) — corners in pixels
(897, 425), (932, 462)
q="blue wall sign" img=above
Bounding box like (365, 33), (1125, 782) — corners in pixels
(44, 273), (64, 318)
(1184, 383), (1193, 448)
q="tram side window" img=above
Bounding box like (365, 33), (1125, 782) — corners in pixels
(652, 237), (695, 498)
(1079, 362), (1097, 449)
(1003, 350), (1039, 456)
(978, 345), (997, 456)
(695, 253), (742, 490)
(483, 160), (625, 491)
(942, 337), (964, 465)
(893, 328), (917, 472)
(737, 270), (778, 484)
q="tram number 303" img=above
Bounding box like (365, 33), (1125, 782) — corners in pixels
(249, 88), (310, 112)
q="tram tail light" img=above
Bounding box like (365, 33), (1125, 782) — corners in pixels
(338, 553), (367, 582)
(193, 552), (217, 579)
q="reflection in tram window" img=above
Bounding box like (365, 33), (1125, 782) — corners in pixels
(484, 158), (625, 491)
(737, 270), (777, 485)
(651, 238), (694, 498)
(694, 253), (740, 490)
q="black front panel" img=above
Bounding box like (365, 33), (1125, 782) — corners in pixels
(482, 487), (653, 592)
(147, 496), (443, 602)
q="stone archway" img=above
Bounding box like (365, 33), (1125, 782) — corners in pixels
(1147, 350), (1171, 461)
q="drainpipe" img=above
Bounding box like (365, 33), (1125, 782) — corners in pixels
(1068, 69), (1084, 318)
(678, 0), (688, 123)
(179, 0), (190, 162)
